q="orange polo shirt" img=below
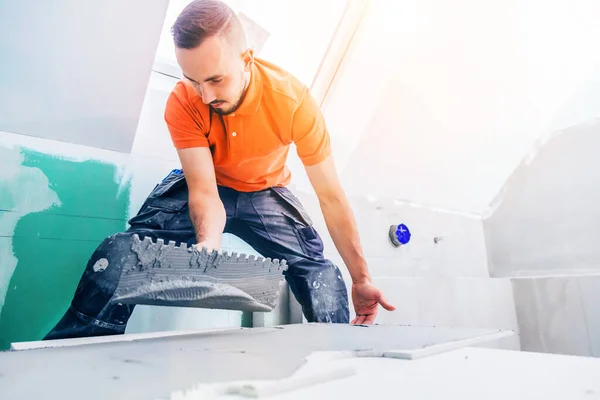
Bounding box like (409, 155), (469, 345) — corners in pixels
(164, 58), (331, 192)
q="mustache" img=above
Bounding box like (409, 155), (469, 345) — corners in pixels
(210, 100), (226, 105)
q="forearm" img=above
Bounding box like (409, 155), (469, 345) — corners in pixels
(319, 194), (371, 284)
(188, 194), (226, 248)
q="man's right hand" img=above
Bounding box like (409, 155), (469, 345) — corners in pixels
(196, 238), (221, 252)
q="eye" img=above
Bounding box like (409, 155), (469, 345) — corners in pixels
(211, 78), (223, 84)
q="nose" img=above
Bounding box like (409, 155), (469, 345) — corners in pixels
(200, 85), (216, 105)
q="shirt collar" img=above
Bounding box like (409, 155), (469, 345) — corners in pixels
(232, 63), (263, 116)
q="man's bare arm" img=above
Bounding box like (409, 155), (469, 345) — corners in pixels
(177, 147), (225, 250)
(305, 156), (370, 284)
(306, 156), (395, 324)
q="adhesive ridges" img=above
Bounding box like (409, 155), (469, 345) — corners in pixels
(112, 234), (288, 312)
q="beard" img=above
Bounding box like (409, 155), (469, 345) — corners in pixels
(211, 75), (249, 116)
(211, 100), (239, 116)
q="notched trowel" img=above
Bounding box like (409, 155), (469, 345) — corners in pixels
(112, 234), (288, 312)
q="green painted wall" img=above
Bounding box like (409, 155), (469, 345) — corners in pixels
(0, 149), (130, 349)
(0, 145), (254, 350)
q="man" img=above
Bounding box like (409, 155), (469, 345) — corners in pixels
(45, 0), (394, 340)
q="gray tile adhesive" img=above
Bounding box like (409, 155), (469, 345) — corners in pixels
(111, 234), (288, 312)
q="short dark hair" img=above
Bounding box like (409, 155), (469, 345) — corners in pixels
(171, 0), (246, 50)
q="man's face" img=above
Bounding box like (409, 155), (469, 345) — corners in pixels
(175, 36), (252, 115)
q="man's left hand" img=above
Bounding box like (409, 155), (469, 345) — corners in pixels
(350, 282), (396, 324)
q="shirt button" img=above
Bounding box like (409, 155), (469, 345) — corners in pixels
(230, 113), (235, 117)
(232, 132), (237, 137)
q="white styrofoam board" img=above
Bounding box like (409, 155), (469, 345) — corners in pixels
(253, 282), (290, 327)
(379, 329), (514, 360)
(5, 324), (514, 400)
(10, 327), (244, 351)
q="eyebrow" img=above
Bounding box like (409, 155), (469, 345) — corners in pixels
(183, 74), (223, 83)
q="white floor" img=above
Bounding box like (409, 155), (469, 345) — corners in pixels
(181, 347), (600, 399)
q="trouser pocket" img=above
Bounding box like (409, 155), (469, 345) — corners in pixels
(297, 225), (325, 259)
(128, 171), (190, 231)
(279, 213), (325, 260)
(128, 199), (190, 231)
(271, 186), (313, 227)
(270, 187), (327, 259)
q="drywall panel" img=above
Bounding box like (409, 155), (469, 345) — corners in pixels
(0, 0), (169, 152)
(484, 119), (600, 277)
(0, 132), (132, 349)
(0, 130), (248, 349)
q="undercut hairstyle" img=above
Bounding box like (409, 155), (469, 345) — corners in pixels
(172, 0), (247, 50)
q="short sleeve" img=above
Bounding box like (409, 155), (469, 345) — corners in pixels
(291, 88), (331, 166)
(164, 81), (209, 149)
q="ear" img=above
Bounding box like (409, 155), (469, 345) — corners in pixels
(242, 48), (254, 72)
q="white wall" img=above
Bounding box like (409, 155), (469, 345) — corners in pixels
(291, 188), (489, 280)
(286, 187), (516, 338)
(512, 276), (600, 357)
(319, 0), (600, 215)
(282, 0), (507, 280)
(306, 0), (600, 325)
(0, 0), (169, 153)
(484, 120), (600, 278)
(285, 0), (600, 343)
(355, 276), (520, 350)
(480, 95), (600, 358)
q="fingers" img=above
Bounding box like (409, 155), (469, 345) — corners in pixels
(363, 313), (376, 324)
(351, 314), (375, 325)
(378, 295), (396, 311)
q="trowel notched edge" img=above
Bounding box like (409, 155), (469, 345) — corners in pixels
(112, 234), (289, 312)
